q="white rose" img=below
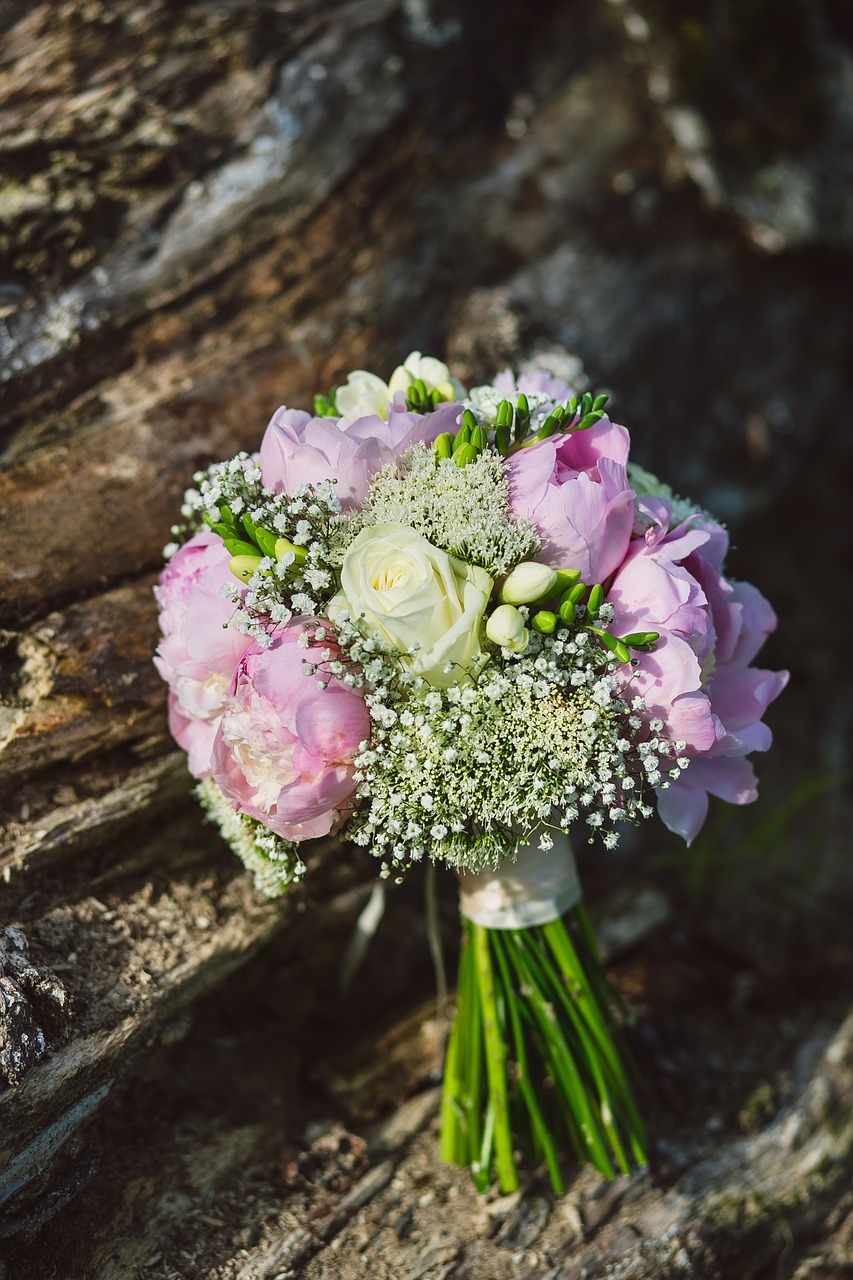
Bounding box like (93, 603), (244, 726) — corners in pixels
(334, 523), (493, 687)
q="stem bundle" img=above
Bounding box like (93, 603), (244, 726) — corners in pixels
(440, 902), (646, 1194)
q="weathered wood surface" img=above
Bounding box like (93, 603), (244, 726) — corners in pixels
(1, 0), (852, 1276)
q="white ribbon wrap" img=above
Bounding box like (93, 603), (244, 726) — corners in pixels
(458, 831), (580, 930)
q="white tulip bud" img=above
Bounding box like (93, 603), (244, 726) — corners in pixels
(500, 561), (559, 606)
(486, 604), (530, 653)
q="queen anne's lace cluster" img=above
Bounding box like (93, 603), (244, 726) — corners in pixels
(339, 626), (679, 879)
(361, 446), (539, 577)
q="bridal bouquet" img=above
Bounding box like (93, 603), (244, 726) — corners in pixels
(155, 352), (786, 1193)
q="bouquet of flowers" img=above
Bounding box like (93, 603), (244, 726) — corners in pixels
(155, 351), (786, 1193)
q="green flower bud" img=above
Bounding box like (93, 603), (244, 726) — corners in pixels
(452, 443), (479, 467)
(586, 583), (604, 620)
(453, 422), (472, 448)
(495, 399), (513, 428)
(536, 405), (565, 439)
(574, 410), (604, 431)
(559, 598), (576, 625)
(205, 517), (232, 540)
(560, 582), (587, 608)
(595, 630), (631, 664)
(433, 432), (455, 459)
(553, 568), (582, 593)
(254, 526), (278, 558)
(515, 393), (530, 437)
(622, 631), (660, 647)
(470, 425), (488, 451)
(531, 610), (557, 634)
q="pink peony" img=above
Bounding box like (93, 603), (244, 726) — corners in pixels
(259, 402), (462, 508)
(608, 505), (788, 843)
(154, 530), (253, 778)
(211, 622), (370, 842)
(507, 418), (635, 581)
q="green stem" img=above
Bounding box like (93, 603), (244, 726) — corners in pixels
(529, 930), (635, 1172)
(544, 913), (647, 1164)
(471, 922), (519, 1193)
(440, 903), (647, 1192)
(492, 930), (565, 1194)
(504, 932), (616, 1178)
(440, 925), (478, 1165)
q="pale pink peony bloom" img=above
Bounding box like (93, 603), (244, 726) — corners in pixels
(259, 402), (462, 508)
(154, 530), (253, 778)
(211, 622), (370, 842)
(608, 505), (788, 843)
(507, 418), (635, 582)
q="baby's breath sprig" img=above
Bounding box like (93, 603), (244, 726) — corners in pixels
(164, 452), (266, 555)
(195, 777), (306, 895)
(182, 457), (358, 645)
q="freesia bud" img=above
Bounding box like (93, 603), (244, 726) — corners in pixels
(254, 526), (279, 558)
(433, 432), (455, 459)
(553, 568), (581, 593)
(229, 554), (263, 583)
(500, 561), (559, 605)
(274, 538), (308, 565)
(223, 536), (260, 558)
(531, 610), (557, 634)
(453, 443), (478, 468)
(486, 604), (529, 652)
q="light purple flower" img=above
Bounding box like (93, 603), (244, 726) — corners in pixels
(211, 622), (370, 842)
(259, 402), (462, 508)
(492, 367), (576, 406)
(608, 509), (788, 843)
(154, 530), (253, 778)
(507, 418), (635, 581)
